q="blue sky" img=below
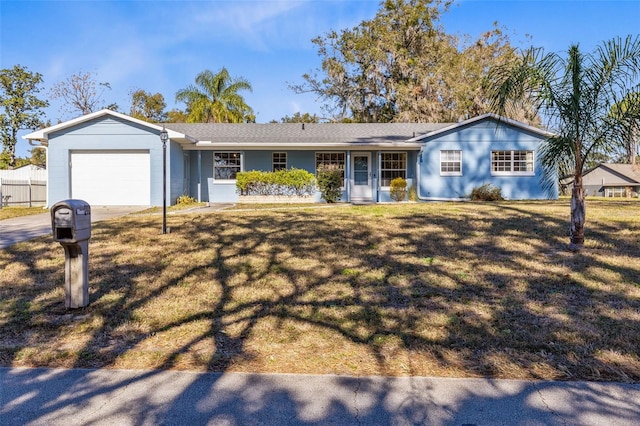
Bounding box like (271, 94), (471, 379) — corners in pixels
(1, 0), (639, 157)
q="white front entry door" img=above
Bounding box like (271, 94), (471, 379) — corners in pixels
(351, 153), (372, 201)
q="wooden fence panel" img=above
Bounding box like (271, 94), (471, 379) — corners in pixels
(0, 179), (47, 207)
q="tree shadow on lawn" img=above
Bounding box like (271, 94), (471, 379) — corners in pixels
(397, 202), (640, 380)
(1, 203), (640, 422)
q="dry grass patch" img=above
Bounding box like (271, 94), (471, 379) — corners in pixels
(0, 206), (47, 220)
(1, 200), (639, 382)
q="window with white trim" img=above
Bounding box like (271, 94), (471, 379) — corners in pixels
(214, 152), (241, 180)
(491, 150), (534, 175)
(315, 152), (345, 180)
(272, 152), (287, 171)
(440, 150), (462, 175)
(380, 152), (407, 186)
(605, 187), (633, 198)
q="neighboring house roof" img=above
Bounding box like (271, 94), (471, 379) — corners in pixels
(561, 163), (640, 187)
(408, 113), (554, 141)
(598, 163), (640, 184)
(589, 163), (640, 186)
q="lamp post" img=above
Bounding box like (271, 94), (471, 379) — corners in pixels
(159, 126), (169, 234)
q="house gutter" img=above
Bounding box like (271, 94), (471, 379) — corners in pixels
(190, 142), (424, 150)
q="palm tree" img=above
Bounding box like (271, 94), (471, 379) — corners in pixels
(175, 68), (254, 123)
(490, 35), (640, 250)
(610, 93), (640, 165)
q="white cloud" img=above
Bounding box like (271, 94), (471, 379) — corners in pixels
(191, 1), (304, 50)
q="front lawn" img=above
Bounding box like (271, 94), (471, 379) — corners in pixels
(0, 206), (47, 220)
(1, 201), (639, 382)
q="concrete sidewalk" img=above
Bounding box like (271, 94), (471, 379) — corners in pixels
(1, 367), (639, 425)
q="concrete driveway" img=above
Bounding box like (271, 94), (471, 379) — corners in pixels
(0, 206), (146, 249)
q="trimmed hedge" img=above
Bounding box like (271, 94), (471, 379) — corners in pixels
(236, 168), (316, 197)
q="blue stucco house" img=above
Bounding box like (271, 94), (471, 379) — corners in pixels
(24, 110), (557, 207)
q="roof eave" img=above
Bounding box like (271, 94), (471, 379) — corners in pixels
(408, 113), (554, 141)
(190, 141), (424, 150)
(22, 109), (191, 142)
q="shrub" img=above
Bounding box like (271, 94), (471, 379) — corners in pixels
(471, 184), (504, 201)
(389, 177), (408, 202)
(408, 185), (418, 201)
(236, 168), (316, 197)
(316, 165), (343, 203)
(176, 194), (198, 204)
(274, 168), (316, 196)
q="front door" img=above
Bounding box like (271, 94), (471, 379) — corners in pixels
(351, 153), (372, 201)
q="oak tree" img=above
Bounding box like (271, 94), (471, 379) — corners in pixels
(0, 65), (48, 168)
(130, 89), (167, 123)
(50, 71), (114, 118)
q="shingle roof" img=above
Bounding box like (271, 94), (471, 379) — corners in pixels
(600, 163), (640, 183)
(409, 113), (553, 141)
(165, 122), (451, 144)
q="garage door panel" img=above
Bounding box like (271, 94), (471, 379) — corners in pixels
(71, 151), (150, 205)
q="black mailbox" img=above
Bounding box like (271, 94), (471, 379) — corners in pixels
(51, 199), (91, 243)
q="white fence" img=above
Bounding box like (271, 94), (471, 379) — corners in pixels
(0, 178), (47, 207)
(0, 165), (47, 181)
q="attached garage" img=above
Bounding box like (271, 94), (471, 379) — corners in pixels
(70, 151), (151, 206)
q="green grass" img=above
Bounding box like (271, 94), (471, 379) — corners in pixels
(1, 200), (639, 382)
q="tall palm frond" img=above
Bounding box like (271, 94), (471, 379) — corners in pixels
(175, 68), (254, 123)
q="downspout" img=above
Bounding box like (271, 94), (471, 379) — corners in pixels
(29, 140), (49, 208)
(415, 147), (430, 201)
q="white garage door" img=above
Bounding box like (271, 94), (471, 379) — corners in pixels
(71, 151), (151, 205)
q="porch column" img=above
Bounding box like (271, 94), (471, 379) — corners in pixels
(346, 150), (351, 202)
(376, 151), (381, 202)
(197, 150), (202, 202)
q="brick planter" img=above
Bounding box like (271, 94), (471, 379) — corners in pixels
(238, 195), (316, 204)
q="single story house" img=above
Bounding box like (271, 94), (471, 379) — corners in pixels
(23, 109), (558, 207)
(562, 163), (640, 197)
